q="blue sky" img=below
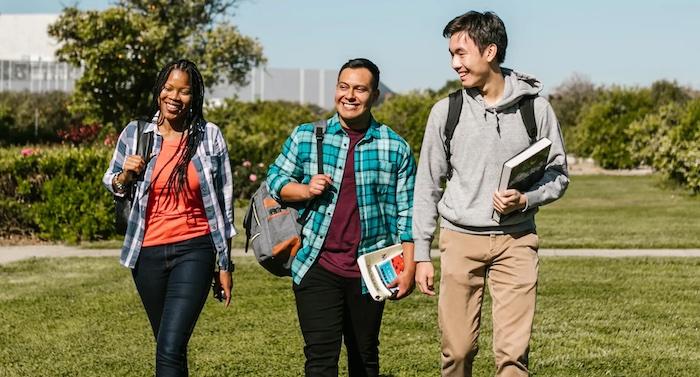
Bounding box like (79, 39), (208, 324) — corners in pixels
(1, 0), (699, 93)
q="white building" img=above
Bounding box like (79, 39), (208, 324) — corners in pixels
(0, 14), (392, 109)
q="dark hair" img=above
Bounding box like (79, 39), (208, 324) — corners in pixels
(443, 11), (508, 64)
(150, 59), (205, 200)
(338, 58), (380, 91)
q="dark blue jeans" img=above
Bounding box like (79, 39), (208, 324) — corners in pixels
(132, 234), (215, 377)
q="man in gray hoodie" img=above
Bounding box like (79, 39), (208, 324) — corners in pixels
(412, 11), (569, 377)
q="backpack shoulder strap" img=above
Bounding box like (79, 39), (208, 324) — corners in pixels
(444, 89), (463, 180)
(298, 119), (327, 226)
(135, 120), (154, 159)
(312, 119), (326, 175)
(518, 95), (538, 144)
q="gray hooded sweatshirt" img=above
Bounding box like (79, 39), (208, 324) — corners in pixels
(412, 69), (569, 262)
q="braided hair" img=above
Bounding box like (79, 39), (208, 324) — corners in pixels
(150, 59), (205, 201)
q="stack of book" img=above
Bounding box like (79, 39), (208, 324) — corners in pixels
(357, 244), (404, 301)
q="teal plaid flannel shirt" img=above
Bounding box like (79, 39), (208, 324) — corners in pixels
(266, 114), (416, 285)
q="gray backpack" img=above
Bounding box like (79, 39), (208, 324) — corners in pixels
(243, 120), (326, 276)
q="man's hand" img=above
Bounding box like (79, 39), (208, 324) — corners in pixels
(387, 263), (415, 300)
(493, 189), (527, 215)
(307, 174), (332, 198)
(415, 261), (436, 296)
(214, 270), (233, 308)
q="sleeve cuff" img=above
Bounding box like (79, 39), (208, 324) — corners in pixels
(267, 176), (293, 201)
(413, 239), (433, 262)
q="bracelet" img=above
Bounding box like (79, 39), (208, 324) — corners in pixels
(113, 173), (127, 192)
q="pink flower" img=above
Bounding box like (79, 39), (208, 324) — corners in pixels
(242, 160), (252, 168)
(21, 148), (35, 157)
(249, 174), (258, 182)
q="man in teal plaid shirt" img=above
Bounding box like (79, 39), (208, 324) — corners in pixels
(266, 58), (416, 377)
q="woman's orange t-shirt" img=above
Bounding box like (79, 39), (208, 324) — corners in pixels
(142, 137), (210, 247)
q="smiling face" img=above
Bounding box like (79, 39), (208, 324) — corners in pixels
(334, 67), (379, 129)
(158, 69), (192, 127)
(449, 31), (496, 90)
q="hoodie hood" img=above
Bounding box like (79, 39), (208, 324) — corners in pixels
(466, 68), (543, 112)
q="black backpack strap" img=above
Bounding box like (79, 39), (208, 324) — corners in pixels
(312, 119), (326, 174)
(243, 200), (254, 253)
(298, 119), (327, 226)
(136, 120), (154, 162)
(518, 95), (538, 144)
(444, 89), (463, 180)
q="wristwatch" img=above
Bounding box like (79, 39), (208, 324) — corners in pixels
(113, 173), (127, 192)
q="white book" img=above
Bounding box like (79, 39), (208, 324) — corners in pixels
(492, 137), (552, 223)
(357, 244), (404, 302)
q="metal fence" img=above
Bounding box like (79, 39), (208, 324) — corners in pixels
(0, 59), (83, 92)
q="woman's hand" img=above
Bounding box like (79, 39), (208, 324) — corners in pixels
(214, 270), (233, 308)
(120, 155), (146, 183)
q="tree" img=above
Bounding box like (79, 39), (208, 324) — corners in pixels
(48, 0), (265, 129)
(548, 73), (601, 153)
(206, 98), (328, 166)
(373, 90), (438, 158)
(573, 87), (654, 169)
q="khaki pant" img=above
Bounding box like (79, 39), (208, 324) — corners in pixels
(438, 229), (539, 377)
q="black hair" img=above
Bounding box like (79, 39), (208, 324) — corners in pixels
(338, 58), (380, 91)
(443, 11), (508, 64)
(150, 59), (205, 201)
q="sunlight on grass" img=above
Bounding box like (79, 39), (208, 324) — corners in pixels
(1, 256), (699, 376)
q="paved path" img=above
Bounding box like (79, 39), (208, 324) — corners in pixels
(1, 245), (699, 265)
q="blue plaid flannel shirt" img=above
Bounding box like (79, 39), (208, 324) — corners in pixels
(266, 114), (416, 284)
(102, 118), (236, 271)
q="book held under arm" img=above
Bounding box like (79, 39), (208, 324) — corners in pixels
(357, 244), (404, 302)
(492, 137), (552, 223)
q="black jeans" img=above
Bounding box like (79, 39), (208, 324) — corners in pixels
(132, 234), (215, 377)
(293, 263), (385, 377)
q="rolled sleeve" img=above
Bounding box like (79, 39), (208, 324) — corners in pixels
(266, 128), (304, 201)
(396, 143), (417, 243)
(103, 122), (135, 196)
(215, 130), (236, 239)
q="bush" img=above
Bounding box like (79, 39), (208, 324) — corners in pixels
(572, 87), (655, 169)
(373, 90), (438, 159)
(0, 91), (78, 145)
(548, 74), (602, 153)
(232, 160), (267, 204)
(206, 99), (329, 167)
(629, 99), (700, 193)
(563, 80), (694, 167)
(0, 146), (114, 241)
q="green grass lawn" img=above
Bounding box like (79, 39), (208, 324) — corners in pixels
(82, 174), (700, 250)
(536, 175), (700, 248)
(1, 256), (699, 376)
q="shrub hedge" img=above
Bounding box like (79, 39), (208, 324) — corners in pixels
(0, 146), (113, 241)
(0, 91), (78, 145)
(2, 80), (698, 241)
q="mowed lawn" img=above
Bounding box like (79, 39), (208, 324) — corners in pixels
(536, 175), (700, 248)
(85, 174), (700, 250)
(1, 256), (699, 377)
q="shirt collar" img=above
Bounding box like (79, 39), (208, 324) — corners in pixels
(328, 113), (381, 140)
(147, 112), (206, 134)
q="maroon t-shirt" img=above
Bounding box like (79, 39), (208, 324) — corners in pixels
(318, 126), (366, 278)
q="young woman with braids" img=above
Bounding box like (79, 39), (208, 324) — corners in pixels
(103, 59), (235, 376)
